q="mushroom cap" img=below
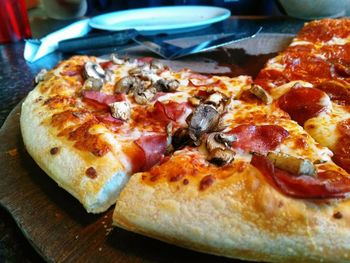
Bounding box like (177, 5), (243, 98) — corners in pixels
(249, 84), (272, 104)
(115, 76), (140, 94)
(188, 104), (220, 141)
(267, 152), (316, 176)
(109, 101), (131, 121)
(154, 79), (179, 92)
(133, 86), (156, 105)
(206, 132), (237, 152)
(83, 77), (103, 91)
(84, 61), (105, 80)
(207, 148), (235, 166)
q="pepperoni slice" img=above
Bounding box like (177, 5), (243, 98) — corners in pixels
(315, 80), (350, 105)
(82, 91), (125, 108)
(320, 44), (350, 62)
(278, 87), (328, 125)
(297, 19), (350, 43)
(329, 59), (350, 78)
(152, 101), (191, 123)
(231, 125), (289, 154)
(282, 54), (332, 83)
(254, 69), (289, 90)
(251, 154), (350, 198)
(134, 134), (168, 171)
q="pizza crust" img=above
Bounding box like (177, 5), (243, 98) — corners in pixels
(113, 165), (350, 262)
(21, 87), (130, 213)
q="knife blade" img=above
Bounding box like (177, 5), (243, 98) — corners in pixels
(57, 26), (262, 59)
(58, 29), (138, 52)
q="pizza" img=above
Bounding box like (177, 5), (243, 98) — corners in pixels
(20, 18), (350, 262)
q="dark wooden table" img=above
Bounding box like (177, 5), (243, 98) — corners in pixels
(0, 16), (304, 262)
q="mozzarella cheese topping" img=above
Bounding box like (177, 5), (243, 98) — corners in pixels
(305, 103), (350, 150)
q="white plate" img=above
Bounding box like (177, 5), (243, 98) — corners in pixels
(89, 5), (231, 35)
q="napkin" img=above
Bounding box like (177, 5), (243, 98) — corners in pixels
(24, 18), (91, 63)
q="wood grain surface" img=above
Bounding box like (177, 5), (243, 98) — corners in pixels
(0, 34), (292, 262)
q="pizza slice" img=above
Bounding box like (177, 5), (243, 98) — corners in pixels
(113, 98), (350, 262)
(251, 18), (350, 175)
(20, 54), (251, 213)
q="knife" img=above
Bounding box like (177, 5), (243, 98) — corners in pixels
(58, 29), (138, 52)
(58, 27), (262, 60)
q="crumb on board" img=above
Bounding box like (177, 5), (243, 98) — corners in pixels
(7, 148), (18, 157)
(105, 227), (113, 236)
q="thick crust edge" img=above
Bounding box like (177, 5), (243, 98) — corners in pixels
(20, 88), (129, 213)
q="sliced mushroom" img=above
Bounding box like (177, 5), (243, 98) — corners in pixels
(153, 79), (179, 92)
(128, 67), (142, 76)
(329, 59), (350, 78)
(205, 92), (227, 108)
(215, 133), (237, 147)
(150, 60), (164, 71)
(34, 69), (48, 84)
(207, 148), (235, 166)
(133, 86), (157, 105)
(109, 101), (131, 121)
(188, 104), (220, 141)
(206, 132), (237, 152)
(84, 62), (105, 80)
(172, 128), (192, 150)
(105, 69), (114, 83)
(249, 84), (273, 104)
(267, 152), (316, 176)
(83, 77), (103, 91)
(206, 132), (225, 152)
(111, 53), (125, 65)
(115, 76), (141, 94)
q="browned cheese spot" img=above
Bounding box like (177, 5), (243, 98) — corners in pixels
(86, 167), (97, 179)
(50, 147), (59, 155)
(199, 175), (216, 191)
(169, 174), (184, 182)
(333, 211), (343, 219)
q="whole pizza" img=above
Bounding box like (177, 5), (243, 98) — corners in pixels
(20, 18), (350, 262)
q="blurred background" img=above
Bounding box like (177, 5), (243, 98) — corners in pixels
(24, 0), (350, 40)
(29, 0), (283, 19)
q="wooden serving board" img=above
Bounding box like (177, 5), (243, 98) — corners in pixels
(0, 34), (293, 262)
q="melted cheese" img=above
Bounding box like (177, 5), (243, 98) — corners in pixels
(269, 81), (313, 99)
(265, 56), (285, 71)
(290, 39), (313, 46)
(222, 100), (333, 163)
(325, 36), (350, 45)
(304, 103), (350, 150)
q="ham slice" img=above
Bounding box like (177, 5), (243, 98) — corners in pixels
(153, 101), (191, 123)
(82, 91), (125, 108)
(134, 134), (168, 171)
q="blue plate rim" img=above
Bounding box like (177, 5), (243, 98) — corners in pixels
(88, 5), (231, 34)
